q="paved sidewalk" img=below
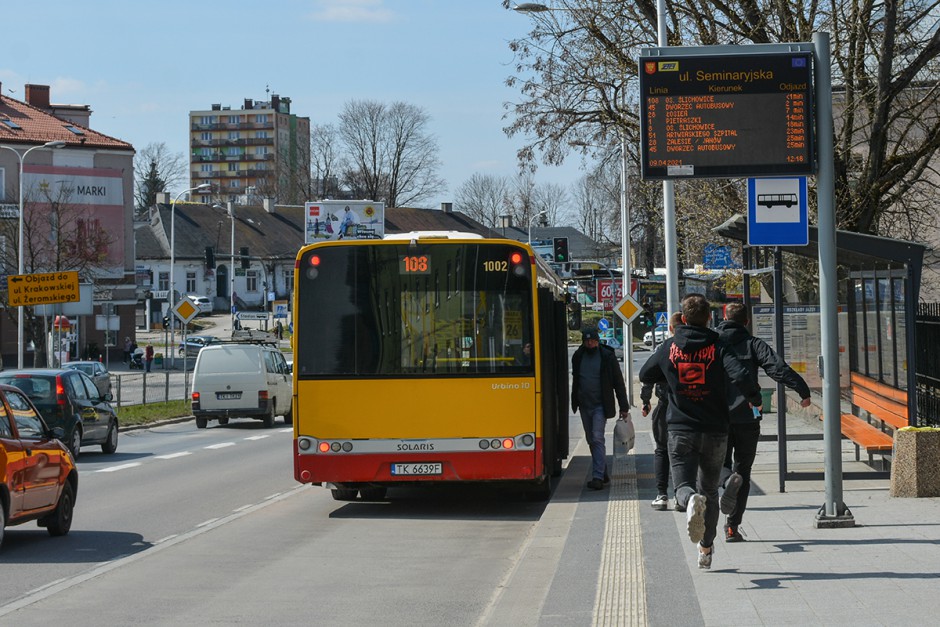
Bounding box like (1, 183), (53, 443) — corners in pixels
(628, 400), (940, 626)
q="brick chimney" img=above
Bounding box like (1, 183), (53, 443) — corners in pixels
(25, 84), (51, 109)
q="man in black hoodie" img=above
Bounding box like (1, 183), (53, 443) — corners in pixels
(572, 326), (630, 490)
(717, 303), (812, 542)
(638, 294), (762, 570)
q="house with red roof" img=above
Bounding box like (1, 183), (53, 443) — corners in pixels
(0, 83), (135, 366)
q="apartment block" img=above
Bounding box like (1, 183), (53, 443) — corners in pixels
(189, 94), (310, 205)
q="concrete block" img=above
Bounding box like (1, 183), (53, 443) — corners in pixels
(890, 428), (940, 497)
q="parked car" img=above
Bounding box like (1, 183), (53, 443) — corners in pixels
(191, 341), (292, 429)
(0, 382), (78, 550)
(188, 295), (212, 315)
(0, 369), (119, 459)
(643, 324), (671, 347)
(62, 360), (112, 397)
(178, 335), (220, 358)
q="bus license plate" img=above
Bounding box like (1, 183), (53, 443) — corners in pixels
(216, 392), (241, 400)
(391, 463), (442, 476)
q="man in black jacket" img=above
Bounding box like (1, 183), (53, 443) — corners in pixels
(639, 294), (762, 570)
(572, 326), (630, 490)
(640, 311), (684, 510)
(717, 303), (812, 542)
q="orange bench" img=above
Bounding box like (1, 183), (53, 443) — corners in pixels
(838, 373), (910, 467)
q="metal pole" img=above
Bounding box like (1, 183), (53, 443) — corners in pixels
(813, 31), (852, 527)
(656, 0), (680, 316)
(620, 132), (633, 404)
(773, 247), (788, 493)
(17, 151), (26, 368)
(230, 201), (236, 334)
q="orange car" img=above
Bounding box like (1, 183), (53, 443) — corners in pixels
(0, 383), (78, 551)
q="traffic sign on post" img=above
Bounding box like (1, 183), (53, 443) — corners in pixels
(6, 271), (79, 307)
(747, 177), (809, 246)
(174, 296), (200, 325)
(614, 294), (642, 325)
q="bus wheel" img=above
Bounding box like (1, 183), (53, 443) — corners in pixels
(551, 457), (563, 478)
(359, 487), (387, 501)
(331, 488), (359, 501)
(219, 417), (230, 426)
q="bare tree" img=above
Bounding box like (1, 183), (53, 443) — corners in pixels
(134, 142), (186, 210)
(504, 0), (940, 240)
(310, 123), (345, 199)
(454, 173), (513, 227)
(339, 99), (445, 207)
(0, 186), (116, 366)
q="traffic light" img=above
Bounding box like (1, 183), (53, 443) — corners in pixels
(162, 316), (170, 330)
(240, 246), (250, 270)
(642, 304), (655, 328)
(205, 246), (215, 268)
(552, 237), (569, 263)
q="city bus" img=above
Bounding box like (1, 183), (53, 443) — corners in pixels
(291, 232), (570, 501)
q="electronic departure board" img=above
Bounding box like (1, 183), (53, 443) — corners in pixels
(639, 51), (815, 180)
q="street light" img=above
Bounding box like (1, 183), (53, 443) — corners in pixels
(169, 183), (211, 367)
(0, 140), (67, 368)
(528, 210), (548, 245)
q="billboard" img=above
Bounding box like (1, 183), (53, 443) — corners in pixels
(304, 200), (385, 244)
(24, 165), (126, 278)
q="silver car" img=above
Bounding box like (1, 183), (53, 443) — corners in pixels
(62, 360), (112, 396)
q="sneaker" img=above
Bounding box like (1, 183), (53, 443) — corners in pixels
(651, 494), (669, 510)
(587, 478), (605, 490)
(686, 494), (706, 544)
(720, 472), (743, 515)
(725, 525), (746, 543)
(697, 543), (714, 569)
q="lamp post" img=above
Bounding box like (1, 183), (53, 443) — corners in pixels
(528, 210), (548, 245)
(169, 184), (211, 368)
(0, 140), (67, 368)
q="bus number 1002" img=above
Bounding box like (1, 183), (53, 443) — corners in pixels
(482, 260), (508, 272)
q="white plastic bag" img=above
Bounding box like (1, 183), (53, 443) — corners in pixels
(613, 413), (635, 457)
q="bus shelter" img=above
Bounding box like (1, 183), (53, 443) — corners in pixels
(713, 214), (925, 487)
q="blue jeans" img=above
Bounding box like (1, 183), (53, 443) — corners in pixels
(668, 430), (728, 548)
(580, 405), (607, 480)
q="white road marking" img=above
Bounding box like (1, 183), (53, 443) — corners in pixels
(155, 452), (192, 460)
(0, 486), (309, 618)
(154, 535), (178, 544)
(96, 463), (142, 473)
(233, 504), (253, 513)
(263, 493), (282, 500)
(244, 435), (269, 441)
(204, 442), (236, 449)
(196, 518), (220, 528)
(278, 428), (293, 433)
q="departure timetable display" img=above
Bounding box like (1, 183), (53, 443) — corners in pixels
(639, 52), (815, 179)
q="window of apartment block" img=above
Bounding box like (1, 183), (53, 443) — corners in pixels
(231, 179), (241, 189)
(228, 162), (239, 172)
(256, 114), (269, 124)
(200, 132), (211, 141)
(256, 131), (269, 139)
(285, 268), (294, 291)
(199, 116), (214, 125)
(256, 146), (268, 155)
(247, 270), (258, 292)
(186, 271), (196, 293)
(158, 272), (169, 291)
(200, 164), (213, 172)
(228, 131), (240, 141)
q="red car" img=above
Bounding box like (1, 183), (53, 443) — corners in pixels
(0, 383), (78, 551)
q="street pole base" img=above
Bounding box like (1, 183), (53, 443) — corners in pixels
(814, 503), (856, 528)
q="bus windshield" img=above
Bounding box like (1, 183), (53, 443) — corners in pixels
(295, 242), (535, 377)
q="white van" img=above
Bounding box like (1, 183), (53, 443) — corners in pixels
(191, 342), (292, 428)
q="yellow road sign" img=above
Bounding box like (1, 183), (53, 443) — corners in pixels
(6, 271), (80, 307)
(174, 296), (199, 324)
(614, 294), (642, 325)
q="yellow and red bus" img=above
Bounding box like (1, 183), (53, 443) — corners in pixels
(291, 232), (569, 501)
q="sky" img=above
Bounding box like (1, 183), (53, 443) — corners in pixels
(0, 0), (587, 210)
